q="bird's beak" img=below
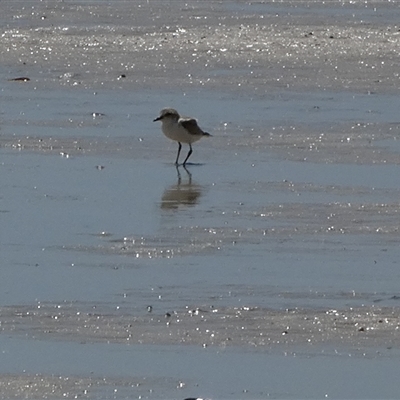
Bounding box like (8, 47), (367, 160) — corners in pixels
(153, 116), (161, 122)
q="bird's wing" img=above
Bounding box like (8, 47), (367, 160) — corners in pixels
(179, 117), (205, 136)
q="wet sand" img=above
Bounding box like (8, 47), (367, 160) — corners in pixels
(2, 302), (400, 349)
(1, 1), (400, 399)
(1, 1), (400, 94)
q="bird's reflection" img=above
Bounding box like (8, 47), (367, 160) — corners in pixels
(160, 166), (202, 210)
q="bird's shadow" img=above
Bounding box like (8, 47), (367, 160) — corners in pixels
(175, 162), (206, 167)
(160, 165), (203, 209)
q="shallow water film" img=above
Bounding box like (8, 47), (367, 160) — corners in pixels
(1, 1), (400, 399)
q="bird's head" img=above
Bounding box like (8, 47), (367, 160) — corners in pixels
(153, 108), (180, 122)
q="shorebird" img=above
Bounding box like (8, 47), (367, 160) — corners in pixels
(153, 108), (211, 165)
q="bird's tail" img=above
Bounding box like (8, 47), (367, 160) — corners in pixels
(203, 132), (212, 137)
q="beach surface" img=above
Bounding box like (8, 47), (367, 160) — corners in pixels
(1, 1), (400, 398)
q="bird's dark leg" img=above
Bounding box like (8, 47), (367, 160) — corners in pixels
(175, 142), (182, 165)
(183, 144), (193, 166)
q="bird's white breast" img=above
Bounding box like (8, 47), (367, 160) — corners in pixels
(161, 119), (202, 144)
